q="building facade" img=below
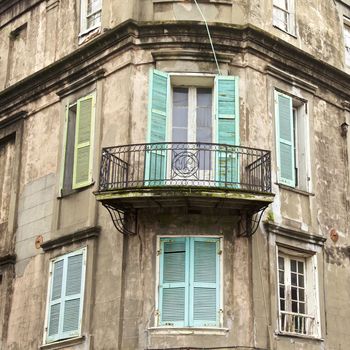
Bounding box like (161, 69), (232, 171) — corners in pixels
(0, 0), (350, 349)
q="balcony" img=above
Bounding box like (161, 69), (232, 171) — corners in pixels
(95, 142), (274, 213)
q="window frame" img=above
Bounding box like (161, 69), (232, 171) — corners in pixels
(79, 0), (102, 37)
(272, 0), (296, 36)
(344, 17), (350, 67)
(43, 247), (87, 344)
(276, 247), (321, 338)
(155, 235), (223, 328)
(274, 89), (310, 192)
(60, 92), (96, 196)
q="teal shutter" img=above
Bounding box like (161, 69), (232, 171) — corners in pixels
(47, 259), (64, 342)
(46, 249), (86, 343)
(215, 76), (239, 187)
(275, 91), (295, 187)
(145, 69), (169, 185)
(61, 253), (84, 338)
(159, 238), (189, 326)
(73, 95), (95, 189)
(190, 238), (220, 327)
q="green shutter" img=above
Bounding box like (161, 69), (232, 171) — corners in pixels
(145, 69), (169, 186)
(47, 259), (64, 342)
(46, 249), (86, 343)
(159, 238), (189, 326)
(275, 91), (295, 187)
(215, 76), (239, 187)
(190, 238), (220, 327)
(73, 95), (95, 189)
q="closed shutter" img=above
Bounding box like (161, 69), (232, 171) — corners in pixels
(61, 252), (84, 338)
(159, 238), (188, 326)
(145, 69), (169, 185)
(190, 238), (220, 327)
(215, 76), (239, 187)
(73, 95), (95, 189)
(46, 248), (86, 343)
(47, 259), (64, 342)
(275, 91), (295, 187)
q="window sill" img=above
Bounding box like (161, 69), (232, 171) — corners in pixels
(272, 25), (297, 39)
(78, 26), (101, 45)
(153, 0), (232, 3)
(148, 327), (229, 335)
(275, 331), (323, 341)
(40, 336), (85, 349)
(57, 181), (95, 199)
(277, 183), (314, 197)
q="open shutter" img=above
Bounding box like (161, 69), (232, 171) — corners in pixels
(73, 95), (95, 189)
(275, 91), (295, 187)
(159, 238), (188, 326)
(190, 238), (220, 327)
(145, 69), (169, 185)
(61, 251), (85, 339)
(47, 259), (64, 343)
(215, 76), (239, 187)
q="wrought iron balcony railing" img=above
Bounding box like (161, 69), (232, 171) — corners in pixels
(98, 142), (271, 193)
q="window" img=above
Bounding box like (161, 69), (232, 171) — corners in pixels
(61, 94), (95, 194)
(146, 70), (239, 186)
(273, 0), (295, 35)
(45, 248), (87, 343)
(274, 90), (309, 191)
(80, 0), (102, 34)
(277, 250), (320, 337)
(344, 18), (350, 66)
(157, 237), (221, 327)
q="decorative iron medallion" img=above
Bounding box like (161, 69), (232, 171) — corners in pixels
(172, 151), (199, 178)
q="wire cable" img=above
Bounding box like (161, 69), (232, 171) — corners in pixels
(193, 0), (221, 75)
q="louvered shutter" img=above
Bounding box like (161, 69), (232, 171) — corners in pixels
(73, 95), (95, 189)
(159, 238), (188, 326)
(47, 259), (64, 342)
(145, 69), (169, 185)
(46, 248), (86, 343)
(190, 238), (220, 327)
(215, 76), (239, 188)
(275, 91), (295, 187)
(61, 252), (85, 339)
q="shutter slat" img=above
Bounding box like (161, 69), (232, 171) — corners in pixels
(276, 91), (295, 187)
(146, 70), (169, 185)
(191, 239), (219, 326)
(62, 299), (81, 333)
(66, 254), (83, 296)
(73, 95), (94, 189)
(216, 76), (239, 187)
(48, 304), (61, 337)
(159, 238), (187, 326)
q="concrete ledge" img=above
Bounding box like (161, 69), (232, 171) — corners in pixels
(41, 226), (101, 252)
(148, 327), (229, 336)
(40, 336), (85, 349)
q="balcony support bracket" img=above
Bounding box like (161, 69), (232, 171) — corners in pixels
(238, 206), (268, 237)
(103, 204), (137, 235)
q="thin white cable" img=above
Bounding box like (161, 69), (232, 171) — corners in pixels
(193, 0), (221, 75)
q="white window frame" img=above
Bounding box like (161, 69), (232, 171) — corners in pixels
(79, 0), (102, 37)
(273, 0), (296, 36)
(276, 248), (321, 338)
(344, 17), (350, 67)
(43, 248), (87, 344)
(154, 235), (223, 328)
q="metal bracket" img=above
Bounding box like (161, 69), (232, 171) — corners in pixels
(238, 206), (268, 237)
(103, 204), (137, 235)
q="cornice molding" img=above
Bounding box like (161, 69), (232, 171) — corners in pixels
(1, 20), (350, 124)
(264, 222), (326, 246)
(41, 226), (101, 252)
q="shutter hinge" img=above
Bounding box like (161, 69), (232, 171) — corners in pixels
(157, 249), (161, 256)
(155, 309), (160, 316)
(218, 249), (222, 255)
